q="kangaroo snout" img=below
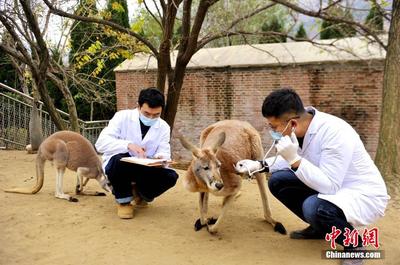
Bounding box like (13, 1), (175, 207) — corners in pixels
(214, 182), (224, 190)
(210, 179), (223, 191)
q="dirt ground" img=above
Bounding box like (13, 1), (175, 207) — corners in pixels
(0, 150), (399, 265)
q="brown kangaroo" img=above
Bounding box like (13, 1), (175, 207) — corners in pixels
(4, 131), (111, 202)
(179, 120), (286, 234)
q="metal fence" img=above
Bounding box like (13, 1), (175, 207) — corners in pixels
(0, 83), (109, 150)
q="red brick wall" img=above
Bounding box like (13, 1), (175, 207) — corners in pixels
(115, 60), (384, 162)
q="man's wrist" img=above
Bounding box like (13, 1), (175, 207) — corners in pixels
(290, 159), (301, 171)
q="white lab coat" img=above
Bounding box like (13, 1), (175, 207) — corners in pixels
(266, 107), (390, 226)
(95, 108), (171, 172)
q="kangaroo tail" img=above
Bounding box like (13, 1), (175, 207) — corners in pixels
(3, 152), (45, 194)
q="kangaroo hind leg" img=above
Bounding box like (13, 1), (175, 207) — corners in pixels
(254, 172), (286, 234)
(54, 166), (77, 202)
(53, 141), (77, 202)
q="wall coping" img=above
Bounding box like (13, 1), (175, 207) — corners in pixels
(115, 35), (387, 72)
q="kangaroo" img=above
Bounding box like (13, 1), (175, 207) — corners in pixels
(179, 120), (286, 234)
(5, 131), (111, 202)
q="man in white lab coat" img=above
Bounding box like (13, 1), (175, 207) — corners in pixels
(96, 87), (178, 219)
(236, 88), (389, 264)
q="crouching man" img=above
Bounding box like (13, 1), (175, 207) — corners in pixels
(96, 87), (178, 219)
(236, 88), (389, 265)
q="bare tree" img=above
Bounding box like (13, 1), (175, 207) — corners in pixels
(43, 0), (279, 128)
(0, 0), (79, 131)
(0, 0), (130, 130)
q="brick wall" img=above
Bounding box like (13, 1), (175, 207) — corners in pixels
(115, 60), (384, 162)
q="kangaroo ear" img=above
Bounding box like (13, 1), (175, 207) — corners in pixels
(179, 136), (201, 158)
(211, 132), (226, 153)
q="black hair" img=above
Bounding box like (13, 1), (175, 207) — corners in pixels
(261, 88), (305, 118)
(138, 87), (165, 109)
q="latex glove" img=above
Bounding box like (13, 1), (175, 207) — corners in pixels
(275, 132), (302, 165)
(235, 159), (263, 175)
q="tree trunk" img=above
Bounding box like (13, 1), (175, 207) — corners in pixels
(156, 1), (178, 95)
(157, 43), (170, 95)
(35, 76), (66, 131)
(375, 0), (400, 180)
(47, 73), (79, 132)
(163, 63), (187, 130)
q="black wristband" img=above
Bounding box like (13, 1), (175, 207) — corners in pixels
(258, 160), (269, 173)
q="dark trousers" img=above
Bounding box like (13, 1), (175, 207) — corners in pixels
(268, 169), (361, 248)
(105, 153), (178, 204)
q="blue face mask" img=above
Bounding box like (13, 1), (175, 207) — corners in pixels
(269, 130), (284, 141)
(139, 114), (158, 127)
(269, 120), (293, 141)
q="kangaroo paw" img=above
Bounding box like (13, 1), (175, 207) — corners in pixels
(274, 222), (287, 235)
(207, 217), (218, 225)
(194, 219), (207, 231)
(206, 224), (218, 235)
(69, 197), (79, 202)
(94, 191), (106, 196)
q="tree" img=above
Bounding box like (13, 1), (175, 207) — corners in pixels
(260, 15), (286, 43)
(106, 0), (129, 28)
(200, 1), (290, 47)
(320, 4), (356, 40)
(44, 0), (281, 129)
(67, 0), (137, 120)
(0, 47), (18, 88)
(295, 23), (307, 40)
(69, 0), (98, 69)
(0, 33), (30, 96)
(93, 0), (131, 120)
(375, 0), (400, 179)
(69, 0), (100, 120)
(0, 0), (79, 131)
(365, 3), (384, 31)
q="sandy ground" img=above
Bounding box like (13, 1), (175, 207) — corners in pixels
(0, 150), (399, 265)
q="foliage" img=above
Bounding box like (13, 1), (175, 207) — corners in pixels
(295, 23), (307, 40)
(129, 1), (291, 48)
(320, 3), (356, 39)
(68, 0), (145, 120)
(365, 3), (384, 31)
(0, 48), (18, 88)
(260, 15), (287, 43)
(69, 0), (98, 72)
(131, 8), (181, 49)
(107, 0), (130, 28)
(203, 1), (290, 46)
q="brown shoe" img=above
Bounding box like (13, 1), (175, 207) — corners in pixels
(134, 196), (149, 208)
(117, 203), (134, 219)
(132, 183), (149, 208)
